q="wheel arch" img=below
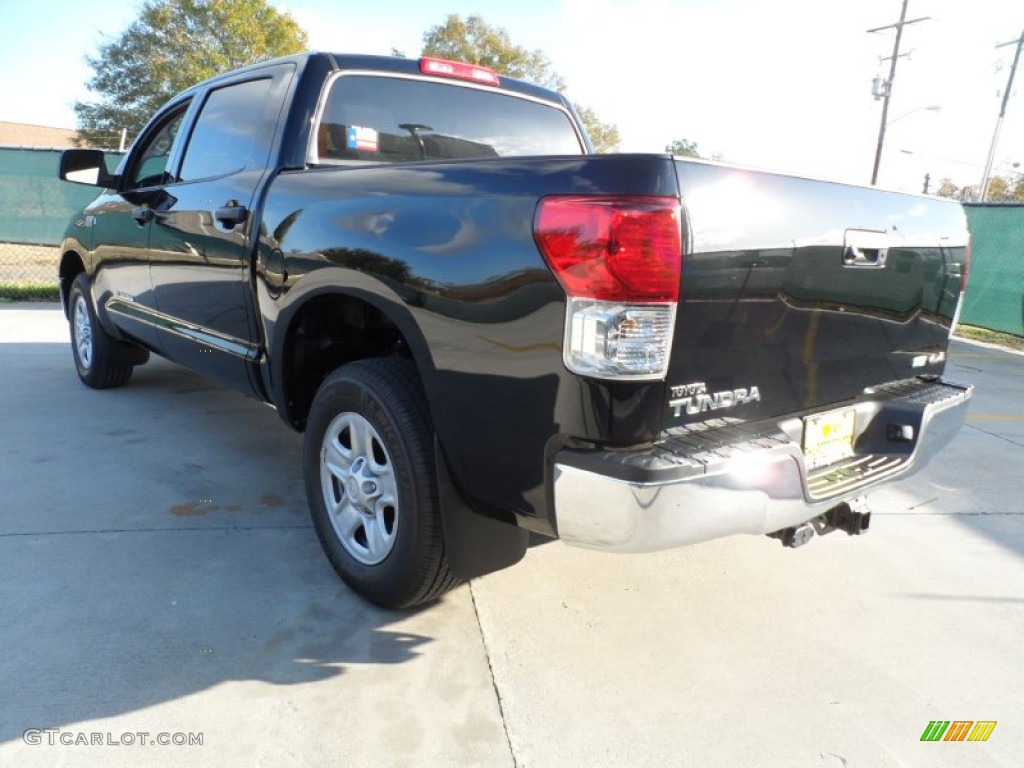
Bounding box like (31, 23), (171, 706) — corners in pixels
(274, 283), (529, 581)
(271, 285), (440, 434)
(58, 249), (87, 317)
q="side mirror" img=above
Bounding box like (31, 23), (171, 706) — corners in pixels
(59, 149), (118, 188)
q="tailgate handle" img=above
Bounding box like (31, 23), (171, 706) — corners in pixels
(843, 230), (889, 268)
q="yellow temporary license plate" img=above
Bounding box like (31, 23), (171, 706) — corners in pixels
(802, 407), (856, 470)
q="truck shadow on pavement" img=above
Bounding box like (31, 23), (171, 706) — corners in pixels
(0, 352), (441, 744)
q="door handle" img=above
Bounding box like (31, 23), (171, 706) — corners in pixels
(843, 229), (889, 268)
(215, 202), (248, 228)
(843, 245), (887, 266)
(131, 207), (154, 225)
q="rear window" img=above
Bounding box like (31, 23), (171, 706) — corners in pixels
(313, 74), (583, 164)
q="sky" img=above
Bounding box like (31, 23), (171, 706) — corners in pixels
(0, 0), (1021, 194)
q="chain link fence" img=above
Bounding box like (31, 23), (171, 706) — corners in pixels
(0, 242), (60, 283)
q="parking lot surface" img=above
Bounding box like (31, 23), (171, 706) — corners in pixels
(1, 303), (1021, 767)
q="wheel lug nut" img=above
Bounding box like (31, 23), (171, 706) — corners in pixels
(362, 481), (377, 495)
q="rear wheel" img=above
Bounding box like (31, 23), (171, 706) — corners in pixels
(303, 359), (458, 609)
(68, 273), (146, 389)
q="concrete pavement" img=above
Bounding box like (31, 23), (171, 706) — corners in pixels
(1, 303), (1021, 767)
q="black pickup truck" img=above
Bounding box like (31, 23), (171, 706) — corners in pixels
(59, 52), (972, 608)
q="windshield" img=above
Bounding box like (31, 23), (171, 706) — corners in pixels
(313, 74), (584, 163)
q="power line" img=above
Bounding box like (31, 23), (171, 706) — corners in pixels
(867, 0), (930, 186)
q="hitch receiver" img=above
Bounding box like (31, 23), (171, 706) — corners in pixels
(815, 496), (872, 536)
(770, 496), (872, 548)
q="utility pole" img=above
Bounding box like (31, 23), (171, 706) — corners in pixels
(868, 0), (930, 186)
(978, 29), (1024, 201)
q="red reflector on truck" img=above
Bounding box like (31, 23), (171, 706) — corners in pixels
(534, 196), (682, 302)
(420, 57), (500, 86)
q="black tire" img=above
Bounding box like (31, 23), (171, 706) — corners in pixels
(68, 273), (147, 389)
(303, 358), (458, 609)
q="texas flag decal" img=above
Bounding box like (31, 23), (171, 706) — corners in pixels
(347, 125), (379, 152)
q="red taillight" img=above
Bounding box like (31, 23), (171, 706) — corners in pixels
(419, 57), (500, 86)
(534, 196), (682, 302)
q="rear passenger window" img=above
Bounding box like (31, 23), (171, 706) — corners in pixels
(315, 74), (583, 164)
(179, 78), (275, 181)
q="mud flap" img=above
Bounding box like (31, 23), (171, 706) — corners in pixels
(435, 437), (529, 580)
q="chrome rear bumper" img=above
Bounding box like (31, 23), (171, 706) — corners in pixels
(552, 379), (972, 553)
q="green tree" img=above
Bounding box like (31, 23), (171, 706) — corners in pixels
(421, 14), (619, 153)
(983, 174), (1024, 202)
(665, 138), (701, 157)
(422, 14), (563, 91)
(75, 0), (307, 147)
(985, 175), (1012, 201)
(574, 105), (621, 154)
(935, 177), (959, 199)
(940, 174), (1024, 202)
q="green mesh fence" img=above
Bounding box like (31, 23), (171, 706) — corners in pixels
(2, 148), (1022, 323)
(961, 203), (1024, 337)
(0, 147), (106, 245)
(0, 147), (122, 286)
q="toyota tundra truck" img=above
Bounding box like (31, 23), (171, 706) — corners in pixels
(57, 52), (973, 608)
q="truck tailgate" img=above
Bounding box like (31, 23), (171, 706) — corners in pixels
(667, 160), (969, 428)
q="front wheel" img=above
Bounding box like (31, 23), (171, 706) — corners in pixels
(303, 359), (458, 609)
(68, 273), (146, 389)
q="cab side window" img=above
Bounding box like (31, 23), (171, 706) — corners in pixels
(125, 106), (189, 189)
(178, 78), (276, 182)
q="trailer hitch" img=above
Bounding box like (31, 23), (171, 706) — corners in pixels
(769, 496), (872, 548)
